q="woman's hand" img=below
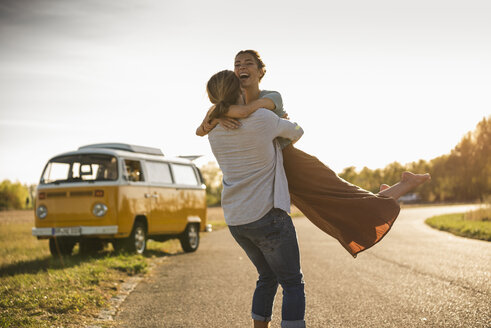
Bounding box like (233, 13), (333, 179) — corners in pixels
(217, 117), (241, 130)
(203, 120), (217, 132)
(196, 105), (218, 136)
(196, 105), (242, 136)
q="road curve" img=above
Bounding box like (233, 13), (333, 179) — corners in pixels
(115, 205), (490, 328)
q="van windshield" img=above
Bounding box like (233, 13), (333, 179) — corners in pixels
(41, 154), (118, 184)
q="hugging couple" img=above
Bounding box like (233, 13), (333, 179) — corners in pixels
(196, 50), (430, 328)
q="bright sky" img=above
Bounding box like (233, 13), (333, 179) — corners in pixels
(1, 0), (490, 184)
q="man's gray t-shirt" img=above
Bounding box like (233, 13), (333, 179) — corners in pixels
(208, 108), (303, 226)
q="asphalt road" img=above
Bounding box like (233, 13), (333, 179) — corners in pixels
(115, 205), (490, 328)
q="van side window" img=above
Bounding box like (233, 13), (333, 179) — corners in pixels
(124, 160), (145, 182)
(146, 161), (172, 184)
(171, 164), (199, 186)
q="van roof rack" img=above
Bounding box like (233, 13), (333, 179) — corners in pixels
(178, 155), (203, 161)
(78, 143), (164, 156)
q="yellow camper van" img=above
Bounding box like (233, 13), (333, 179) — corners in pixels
(32, 143), (207, 256)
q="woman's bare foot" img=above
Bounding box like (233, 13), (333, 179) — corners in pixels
(379, 171), (431, 200)
(401, 171), (431, 188)
(380, 184), (390, 192)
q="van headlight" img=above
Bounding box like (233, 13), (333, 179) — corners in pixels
(92, 203), (108, 217)
(36, 205), (48, 219)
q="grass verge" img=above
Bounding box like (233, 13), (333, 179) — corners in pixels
(0, 253), (148, 328)
(0, 210), (184, 327)
(425, 206), (491, 241)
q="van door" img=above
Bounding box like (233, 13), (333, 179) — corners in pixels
(119, 159), (151, 234)
(145, 161), (177, 233)
(170, 163), (204, 233)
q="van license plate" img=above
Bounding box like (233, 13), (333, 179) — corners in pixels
(52, 227), (81, 236)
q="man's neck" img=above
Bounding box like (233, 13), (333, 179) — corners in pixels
(243, 85), (261, 104)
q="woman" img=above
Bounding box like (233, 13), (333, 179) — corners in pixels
(197, 50), (431, 257)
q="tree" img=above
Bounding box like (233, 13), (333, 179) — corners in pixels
(382, 162), (405, 187)
(339, 166), (357, 183)
(199, 162), (223, 206)
(0, 180), (30, 210)
(338, 116), (490, 203)
(472, 116), (491, 201)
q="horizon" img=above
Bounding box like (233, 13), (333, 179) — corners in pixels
(1, 115), (487, 186)
(1, 0), (490, 184)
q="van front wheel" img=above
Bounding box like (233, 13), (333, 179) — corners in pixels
(113, 221), (147, 254)
(49, 238), (76, 257)
(180, 224), (199, 253)
(79, 238), (104, 255)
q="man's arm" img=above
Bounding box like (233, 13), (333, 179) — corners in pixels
(275, 118), (304, 144)
(260, 109), (303, 143)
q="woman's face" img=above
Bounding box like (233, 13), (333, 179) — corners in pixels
(234, 53), (262, 88)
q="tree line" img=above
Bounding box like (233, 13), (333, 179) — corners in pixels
(338, 116), (490, 203)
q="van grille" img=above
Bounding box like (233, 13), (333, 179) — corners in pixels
(47, 192), (67, 198)
(46, 191), (95, 198)
(70, 191), (93, 197)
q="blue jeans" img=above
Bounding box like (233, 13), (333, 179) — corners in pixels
(228, 208), (306, 328)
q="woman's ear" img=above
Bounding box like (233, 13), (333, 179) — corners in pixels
(257, 67), (266, 82)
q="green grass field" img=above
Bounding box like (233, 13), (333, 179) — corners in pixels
(425, 206), (491, 241)
(0, 210), (184, 327)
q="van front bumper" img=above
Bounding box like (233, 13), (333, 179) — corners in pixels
(32, 225), (118, 237)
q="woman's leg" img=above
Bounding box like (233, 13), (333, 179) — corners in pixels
(378, 172), (431, 200)
(282, 144), (401, 256)
(380, 184), (390, 191)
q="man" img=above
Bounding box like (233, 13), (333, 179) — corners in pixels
(206, 78), (305, 328)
